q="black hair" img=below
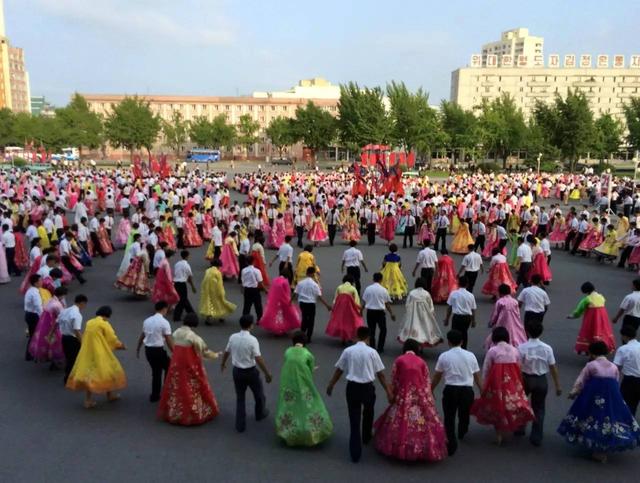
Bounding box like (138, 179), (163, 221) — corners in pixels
(580, 282), (595, 294)
(155, 301), (169, 311)
(491, 326), (510, 344)
(183, 313), (200, 328)
(620, 325), (637, 339)
(74, 294), (88, 304)
(588, 341), (609, 357)
(29, 274), (41, 285)
(373, 272), (383, 283)
(447, 330), (463, 346)
(356, 326), (370, 341)
(402, 338), (421, 354)
(239, 314), (254, 329)
(96, 305), (112, 318)
(415, 277), (426, 289)
(525, 322), (544, 339)
(291, 331), (307, 346)
(498, 283), (511, 296)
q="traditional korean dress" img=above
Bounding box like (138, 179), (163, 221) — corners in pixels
(397, 287), (443, 347)
(198, 266), (236, 320)
(572, 291), (616, 355)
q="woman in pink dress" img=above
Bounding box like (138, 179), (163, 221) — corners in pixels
(481, 224), (499, 259)
(284, 210), (295, 237)
(341, 210), (361, 242)
(202, 210), (214, 241)
(14, 229), (29, 273)
(96, 221), (114, 256)
(568, 282), (616, 355)
(374, 339), (448, 462)
(380, 212), (396, 245)
(548, 213), (566, 248)
(220, 233), (240, 280)
(484, 284), (527, 349)
(183, 213), (203, 247)
(431, 249), (458, 303)
(577, 218), (603, 254)
(481, 249), (517, 298)
(471, 327), (535, 445)
(307, 213), (328, 245)
(325, 275), (363, 343)
(259, 271), (302, 335)
(28, 286), (67, 366)
(152, 253), (180, 307)
(529, 241), (552, 285)
(269, 213), (287, 249)
(418, 216), (434, 247)
(114, 214), (131, 249)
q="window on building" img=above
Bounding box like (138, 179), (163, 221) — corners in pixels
(271, 106), (276, 111)
(248, 105), (253, 111)
(225, 105), (230, 110)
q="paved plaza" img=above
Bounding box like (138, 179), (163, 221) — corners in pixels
(0, 181), (637, 483)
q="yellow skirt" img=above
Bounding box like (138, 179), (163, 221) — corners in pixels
(569, 189), (581, 200)
(380, 262), (408, 300)
(199, 271), (237, 318)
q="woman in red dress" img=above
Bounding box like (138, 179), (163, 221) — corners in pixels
(259, 270), (301, 335)
(14, 228), (29, 273)
(158, 314), (220, 426)
(183, 212), (203, 247)
(528, 240), (552, 285)
(251, 234), (270, 289)
(481, 248), (517, 298)
(431, 249), (459, 303)
(471, 327), (534, 445)
(374, 339), (448, 462)
(380, 212), (396, 245)
(152, 252), (180, 307)
(568, 282), (616, 355)
(325, 274), (363, 343)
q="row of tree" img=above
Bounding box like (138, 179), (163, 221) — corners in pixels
(1, 87), (640, 169)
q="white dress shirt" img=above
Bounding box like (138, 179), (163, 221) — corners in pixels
(434, 347), (480, 386)
(342, 247), (363, 267)
(447, 288), (477, 315)
(173, 260), (192, 282)
(614, 339), (640, 377)
(517, 243), (533, 263)
(2, 231), (15, 248)
(461, 252), (483, 272)
(239, 238), (251, 255)
(225, 330), (261, 369)
(518, 338), (556, 375)
(241, 265), (263, 288)
(362, 283), (391, 311)
(620, 292), (640, 318)
(153, 249), (166, 269)
(277, 243), (293, 262)
(24, 287), (43, 315)
(517, 286), (550, 313)
(335, 341), (385, 383)
(416, 247), (437, 269)
(57, 305), (83, 337)
(294, 277), (322, 303)
(142, 313), (172, 347)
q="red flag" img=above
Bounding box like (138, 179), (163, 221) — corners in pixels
(360, 151), (368, 166)
(150, 155), (160, 174)
(389, 152), (397, 166)
(368, 152), (376, 167)
(399, 152), (407, 165)
(407, 151), (415, 168)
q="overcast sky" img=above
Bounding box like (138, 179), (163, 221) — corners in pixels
(5, 0), (640, 106)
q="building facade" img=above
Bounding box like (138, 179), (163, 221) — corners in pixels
(0, 0), (31, 113)
(30, 95), (55, 117)
(481, 28), (543, 68)
(82, 78), (340, 159)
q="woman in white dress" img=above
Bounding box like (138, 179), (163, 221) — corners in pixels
(398, 278), (443, 348)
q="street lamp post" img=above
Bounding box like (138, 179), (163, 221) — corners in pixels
(537, 152), (542, 175)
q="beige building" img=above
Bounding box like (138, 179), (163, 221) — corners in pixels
(481, 28), (543, 68)
(82, 78), (340, 159)
(0, 0), (31, 112)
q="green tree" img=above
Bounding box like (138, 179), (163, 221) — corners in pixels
(189, 116), (213, 147)
(623, 97), (640, 152)
(338, 82), (391, 152)
(104, 96), (161, 160)
(477, 94), (527, 169)
(290, 101), (337, 162)
(236, 114), (260, 158)
(55, 93), (103, 159)
(162, 110), (189, 157)
(592, 113), (622, 163)
(210, 114), (236, 152)
(440, 100), (479, 164)
(554, 89), (595, 172)
(265, 116), (297, 158)
(0, 108), (17, 147)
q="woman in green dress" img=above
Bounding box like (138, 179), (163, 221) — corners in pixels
(507, 230), (521, 267)
(275, 331), (333, 446)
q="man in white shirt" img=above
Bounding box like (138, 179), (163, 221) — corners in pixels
(294, 209), (306, 248)
(538, 207), (550, 237)
(211, 223), (223, 259)
(458, 245), (484, 294)
(435, 210), (450, 252)
(294, 266), (332, 342)
(241, 254), (266, 320)
(517, 323), (562, 446)
(24, 274), (43, 361)
(516, 235), (534, 288)
(571, 214), (590, 255)
(412, 240), (438, 293)
(614, 325), (640, 416)
(612, 278), (640, 331)
(269, 235), (294, 284)
(136, 302), (174, 402)
(472, 219), (486, 251)
(326, 326), (392, 463)
(237, 231), (253, 282)
(341, 240), (368, 294)
(58, 294), (88, 383)
(221, 315), (272, 432)
(1, 224), (19, 276)
(326, 207), (340, 246)
(60, 231), (86, 284)
(402, 211), (416, 249)
(443, 276), (477, 349)
(365, 205), (379, 246)
(517, 274), (551, 325)
(361, 272), (396, 353)
(173, 250), (196, 322)
(431, 329), (482, 456)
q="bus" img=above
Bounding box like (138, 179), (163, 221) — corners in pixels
(51, 147), (79, 161)
(186, 148), (220, 163)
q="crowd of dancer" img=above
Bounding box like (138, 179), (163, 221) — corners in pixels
(6, 165), (640, 465)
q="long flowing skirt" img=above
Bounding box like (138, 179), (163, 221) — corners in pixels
(157, 345), (219, 426)
(0, 245), (9, 283)
(431, 267), (458, 304)
(28, 311), (65, 364)
(220, 244), (240, 278)
(558, 377), (640, 452)
(183, 223), (203, 247)
(251, 250), (270, 288)
(470, 362), (535, 432)
(152, 268), (180, 305)
(374, 386), (448, 462)
(198, 275), (237, 319)
(529, 253), (552, 283)
(381, 262), (408, 300)
(481, 263), (517, 297)
(575, 307), (616, 354)
(307, 222), (328, 242)
(325, 294), (363, 341)
(114, 256), (151, 296)
(259, 297), (301, 335)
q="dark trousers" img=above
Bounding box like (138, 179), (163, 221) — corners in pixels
(61, 335), (80, 383)
(498, 238), (508, 251)
(299, 302), (316, 342)
(537, 225), (548, 237)
(517, 262), (531, 287)
(328, 224), (337, 246)
(622, 314), (640, 331)
(367, 223), (376, 246)
(145, 346), (170, 401)
(346, 381), (375, 462)
(571, 232), (585, 254)
(346, 266), (361, 294)
(621, 375), (640, 416)
(403, 226), (415, 248)
(279, 261), (293, 284)
(420, 267), (434, 293)
(213, 246), (222, 260)
(522, 373), (548, 444)
(452, 314), (472, 349)
(238, 254), (248, 283)
(24, 311), (39, 361)
(473, 235), (485, 251)
(435, 228), (447, 251)
(367, 309), (387, 352)
(61, 255), (85, 283)
(176, 228), (184, 249)
(465, 270), (479, 294)
(232, 366), (266, 432)
(242, 287), (263, 320)
(564, 230), (576, 251)
(90, 232), (105, 257)
(618, 245), (633, 268)
(296, 226), (304, 247)
(173, 281), (194, 321)
(442, 385), (474, 456)
(524, 310), (545, 326)
(6, 247), (19, 275)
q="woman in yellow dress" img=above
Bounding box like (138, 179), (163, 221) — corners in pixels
(36, 222), (50, 250)
(507, 212), (521, 234)
(293, 245), (319, 287)
(616, 214), (630, 240)
(569, 186), (581, 201)
(199, 259), (237, 324)
(593, 224), (619, 261)
(380, 243), (408, 301)
(66, 306), (127, 409)
(451, 221), (474, 254)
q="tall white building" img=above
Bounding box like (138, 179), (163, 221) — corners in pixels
(481, 28), (543, 67)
